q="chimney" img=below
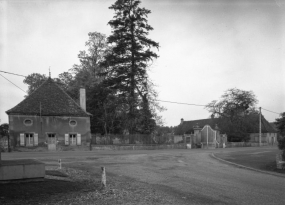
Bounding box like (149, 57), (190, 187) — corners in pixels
(180, 118), (184, 124)
(80, 88), (86, 111)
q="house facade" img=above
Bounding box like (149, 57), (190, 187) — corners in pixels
(6, 78), (91, 151)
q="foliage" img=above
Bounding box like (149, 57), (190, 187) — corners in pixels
(23, 73), (48, 95)
(206, 88), (258, 142)
(0, 123), (9, 138)
(100, 0), (159, 134)
(275, 112), (285, 158)
(173, 125), (184, 135)
(155, 126), (173, 137)
(0, 123), (10, 151)
(275, 112), (285, 136)
(87, 84), (125, 135)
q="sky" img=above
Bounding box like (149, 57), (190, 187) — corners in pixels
(0, 0), (284, 126)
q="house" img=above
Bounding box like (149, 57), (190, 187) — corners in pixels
(6, 77), (91, 151)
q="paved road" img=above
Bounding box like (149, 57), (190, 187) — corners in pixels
(2, 147), (285, 205)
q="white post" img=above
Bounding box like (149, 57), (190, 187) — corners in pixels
(259, 107), (262, 147)
(58, 159), (61, 169)
(101, 167), (106, 189)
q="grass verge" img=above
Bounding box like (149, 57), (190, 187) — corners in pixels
(215, 148), (285, 174)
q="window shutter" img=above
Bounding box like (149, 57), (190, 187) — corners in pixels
(20, 133), (25, 146)
(65, 134), (69, 145)
(77, 134), (81, 145)
(34, 133), (38, 146)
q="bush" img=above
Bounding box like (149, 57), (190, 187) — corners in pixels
(277, 135), (285, 160)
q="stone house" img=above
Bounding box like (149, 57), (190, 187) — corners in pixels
(6, 77), (91, 150)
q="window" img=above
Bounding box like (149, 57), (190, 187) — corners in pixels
(69, 134), (77, 145)
(65, 133), (81, 146)
(24, 119), (33, 126)
(20, 133), (38, 146)
(47, 133), (56, 144)
(69, 120), (77, 126)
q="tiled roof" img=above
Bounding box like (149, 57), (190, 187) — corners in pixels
(181, 118), (218, 133)
(6, 78), (89, 117)
(180, 115), (277, 134)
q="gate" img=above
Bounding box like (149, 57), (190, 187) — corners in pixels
(200, 125), (217, 149)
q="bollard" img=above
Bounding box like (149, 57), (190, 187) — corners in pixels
(58, 159), (62, 169)
(101, 167), (106, 189)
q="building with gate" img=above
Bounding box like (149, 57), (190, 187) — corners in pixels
(177, 115), (277, 147)
(184, 123), (227, 149)
(6, 77), (91, 151)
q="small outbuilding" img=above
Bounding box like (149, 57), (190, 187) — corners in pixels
(6, 77), (91, 151)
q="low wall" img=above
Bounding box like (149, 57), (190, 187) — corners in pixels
(226, 142), (270, 148)
(0, 159), (45, 181)
(91, 144), (187, 150)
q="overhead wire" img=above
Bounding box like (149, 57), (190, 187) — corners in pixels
(261, 107), (280, 115)
(156, 100), (206, 107)
(0, 70), (283, 115)
(0, 70), (26, 77)
(0, 73), (27, 94)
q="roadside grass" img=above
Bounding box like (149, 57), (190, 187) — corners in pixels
(215, 147), (285, 174)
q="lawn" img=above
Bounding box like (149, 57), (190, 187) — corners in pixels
(215, 147), (285, 174)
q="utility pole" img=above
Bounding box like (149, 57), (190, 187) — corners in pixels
(259, 107), (261, 147)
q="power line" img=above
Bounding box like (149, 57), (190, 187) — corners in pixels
(0, 70), (26, 77)
(156, 100), (206, 107)
(0, 74), (27, 94)
(0, 70), (282, 115)
(261, 107), (280, 115)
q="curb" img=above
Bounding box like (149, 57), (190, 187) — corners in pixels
(211, 153), (285, 178)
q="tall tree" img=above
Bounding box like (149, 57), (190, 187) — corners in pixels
(101, 0), (159, 134)
(206, 88), (259, 141)
(58, 32), (109, 101)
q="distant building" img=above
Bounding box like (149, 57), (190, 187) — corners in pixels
(177, 114), (277, 144)
(6, 78), (91, 151)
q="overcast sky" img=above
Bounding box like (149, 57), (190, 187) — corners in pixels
(0, 0), (284, 126)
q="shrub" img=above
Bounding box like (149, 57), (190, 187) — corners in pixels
(277, 136), (285, 160)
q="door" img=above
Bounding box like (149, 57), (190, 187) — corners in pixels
(70, 134), (77, 145)
(47, 133), (56, 151)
